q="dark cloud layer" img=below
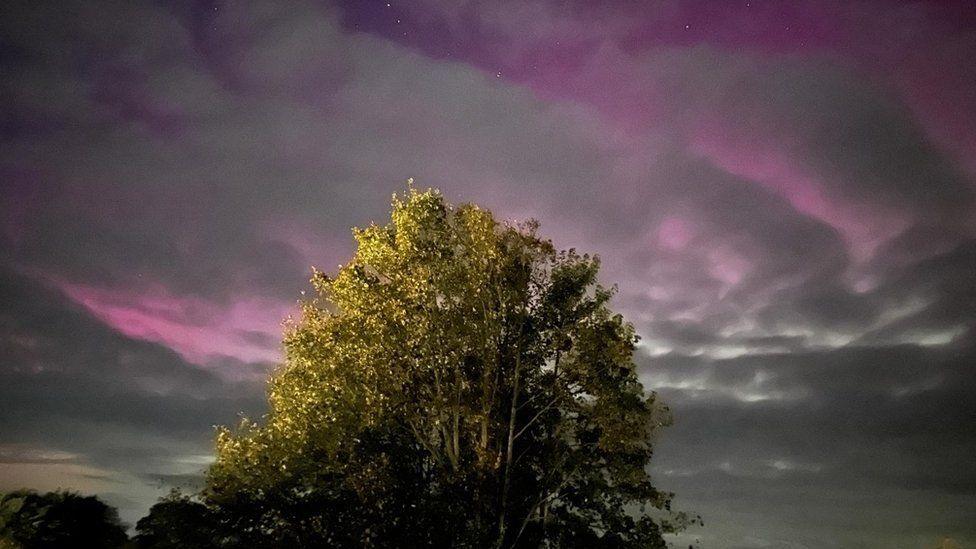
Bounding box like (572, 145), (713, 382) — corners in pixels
(1, 0), (974, 546)
(645, 342), (976, 546)
(0, 263), (265, 523)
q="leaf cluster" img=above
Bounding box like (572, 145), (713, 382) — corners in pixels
(0, 490), (128, 549)
(204, 189), (685, 547)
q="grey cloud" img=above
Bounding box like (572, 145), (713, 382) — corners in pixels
(642, 344), (976, 492)
(0, 262), (265, 520)
(858, 238), (976, 345)
(623, 47), (974, 219)
(641, 343), (976, 546)
(0, 0), (626, 306)
(1, 0), (974, 546)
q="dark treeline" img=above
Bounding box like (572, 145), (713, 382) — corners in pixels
(0, 490), (127, 548)
(1, 489), (224, 548)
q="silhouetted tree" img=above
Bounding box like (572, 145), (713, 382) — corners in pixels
(0, 490), (127, 549)
(134, 490), (221, 549)
(205, 188), (689, 547)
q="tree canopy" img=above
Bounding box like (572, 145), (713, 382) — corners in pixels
(0, 490), (128, 549)
(134, 490), (222, 549)
(205, 188), (687, 547)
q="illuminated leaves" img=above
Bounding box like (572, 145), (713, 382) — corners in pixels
(203, 188), (683, 547)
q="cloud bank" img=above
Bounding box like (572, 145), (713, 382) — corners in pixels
(1, 0), (974, 545)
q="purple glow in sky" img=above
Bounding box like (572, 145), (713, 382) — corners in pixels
(1, 1), (975, 546)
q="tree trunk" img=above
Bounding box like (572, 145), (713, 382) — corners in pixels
(495, 349), (521, 548)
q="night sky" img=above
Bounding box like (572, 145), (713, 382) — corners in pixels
(2, 1), (975, 547)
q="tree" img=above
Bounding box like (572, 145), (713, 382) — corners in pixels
(134, 490), (221, 549)
(0, 490), (128, 549)
(205, 188), (688, 547)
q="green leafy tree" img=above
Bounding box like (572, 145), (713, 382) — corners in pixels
(205, 188), (687, 547)
(134, 490), (221, 549)
(0, 490), (128, 549)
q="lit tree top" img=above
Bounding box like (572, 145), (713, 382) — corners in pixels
(205, 187), (690, 548)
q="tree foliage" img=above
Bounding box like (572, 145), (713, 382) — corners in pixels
(0, 490), (128, 549)
(134, 490), (222, 549)
(205, 188), (685, 547)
